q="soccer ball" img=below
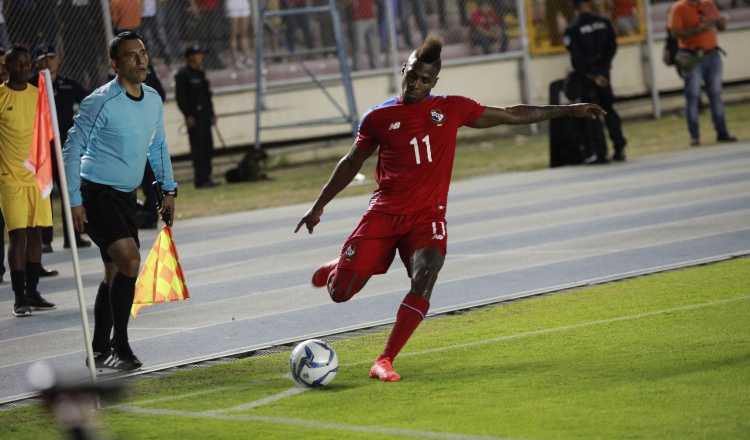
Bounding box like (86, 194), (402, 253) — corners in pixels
(289, 339), (338, 387)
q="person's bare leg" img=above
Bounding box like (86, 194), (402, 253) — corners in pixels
(241, 16), (252, 63)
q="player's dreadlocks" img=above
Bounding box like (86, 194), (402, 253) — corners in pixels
(409, 34), (443, 72)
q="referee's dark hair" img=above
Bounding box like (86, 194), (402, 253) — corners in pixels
(5, 43), (29, 63)
(108, 31), (143, 61)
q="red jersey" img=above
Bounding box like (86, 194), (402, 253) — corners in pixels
(352, 0), (376, 21)
(611, 0), (634, 19)
(355, 95), (486, 215)
(470, 9), (500, 37)
(195, 0), (220, 13)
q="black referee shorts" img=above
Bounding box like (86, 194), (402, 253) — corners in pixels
(81, 179), (140, 263)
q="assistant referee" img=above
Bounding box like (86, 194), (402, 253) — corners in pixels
(63, 31), (177, 372)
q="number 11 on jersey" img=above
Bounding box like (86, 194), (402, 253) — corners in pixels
(411, 135), (432, 164)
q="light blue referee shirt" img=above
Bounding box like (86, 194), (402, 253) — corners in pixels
(63, 79), (177, 207)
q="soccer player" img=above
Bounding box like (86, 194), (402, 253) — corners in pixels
(63, 31), (177, 372)
(295, 35), (605, 382)
(0, 44), (56, 317)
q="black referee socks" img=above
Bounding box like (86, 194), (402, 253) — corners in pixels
(110, 272), (137, 344)
(92, 281), (112, 353)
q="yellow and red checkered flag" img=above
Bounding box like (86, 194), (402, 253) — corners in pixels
(132, 226), (190, 317)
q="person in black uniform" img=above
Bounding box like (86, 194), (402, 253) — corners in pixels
(57, 0), (106, 89)
(175, 44), (219, 188)
(563, 0), (627, 164)
(28, 43), (92, 256)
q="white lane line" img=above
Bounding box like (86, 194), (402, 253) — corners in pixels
(128, 327), (197, 331)
(116, 377), (282, 407)
(343, 295), (750, 367)
(113, 405), (516, 440)
(205, 386), (309, 415)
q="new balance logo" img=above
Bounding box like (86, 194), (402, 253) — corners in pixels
(431, 221), (446, 240)
(388, 122), (401, 130)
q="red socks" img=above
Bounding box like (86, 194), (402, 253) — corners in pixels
(380, 293), (430, 361)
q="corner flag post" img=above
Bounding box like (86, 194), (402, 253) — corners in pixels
(41, 69), (99, 386)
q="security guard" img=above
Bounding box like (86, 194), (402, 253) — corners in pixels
(175, 44), (219, 188)
(28, 42), (93, 252)
(563, 0), (627, 163)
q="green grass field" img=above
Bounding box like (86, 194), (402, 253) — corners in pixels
(3, 258), (749, 439)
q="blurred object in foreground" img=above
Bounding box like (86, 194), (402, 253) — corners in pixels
(27, 362), (124, 440)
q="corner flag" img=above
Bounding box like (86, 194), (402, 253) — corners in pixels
(132, 226), (190, 317)
(25, 71), (54, 199)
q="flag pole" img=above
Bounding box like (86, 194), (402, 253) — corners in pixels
(41, 70), (99, 387)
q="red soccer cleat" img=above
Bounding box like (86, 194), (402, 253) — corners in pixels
(311, 259), (338, 288)
(369, 356), (401, 382)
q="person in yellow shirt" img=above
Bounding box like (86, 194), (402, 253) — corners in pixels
(0, 44), (55, 316)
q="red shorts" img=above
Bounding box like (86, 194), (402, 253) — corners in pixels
(337, 209), (447, 278)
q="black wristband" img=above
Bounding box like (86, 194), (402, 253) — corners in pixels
(163, 188), (178, 198)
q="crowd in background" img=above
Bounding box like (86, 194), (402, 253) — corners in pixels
(0, 0), (748, 90)
(0, 0), (626, 90)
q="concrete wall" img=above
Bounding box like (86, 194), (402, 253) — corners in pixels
(164, 27), (750, 156)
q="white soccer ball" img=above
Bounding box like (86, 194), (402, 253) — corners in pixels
(289, 339), (339, 387)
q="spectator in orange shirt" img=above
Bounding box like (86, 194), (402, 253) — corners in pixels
(668, 0), (736, 146)
(111, 0), (143, 33)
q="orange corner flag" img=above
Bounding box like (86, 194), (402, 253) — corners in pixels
(25, 71), (54, 199)
(132, 226), (190, 317)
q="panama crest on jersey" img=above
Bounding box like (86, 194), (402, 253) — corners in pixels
(430, 109), (445, 125)
(344, 244), (356, 260)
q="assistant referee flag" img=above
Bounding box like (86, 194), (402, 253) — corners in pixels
(26, 71), (54, 199)
(132, 226), (190, 317)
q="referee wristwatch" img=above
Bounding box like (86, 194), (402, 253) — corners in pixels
(164, 188), (178, 198)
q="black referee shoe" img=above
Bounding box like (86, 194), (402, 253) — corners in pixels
(109, 341), (143, 372)
(86, 351), (117, 371)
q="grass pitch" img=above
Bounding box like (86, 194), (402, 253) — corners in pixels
(3, 258), (749, 439)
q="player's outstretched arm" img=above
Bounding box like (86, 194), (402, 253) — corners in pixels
(295, 143), (375, 234)
(471, 103), (606, 128)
